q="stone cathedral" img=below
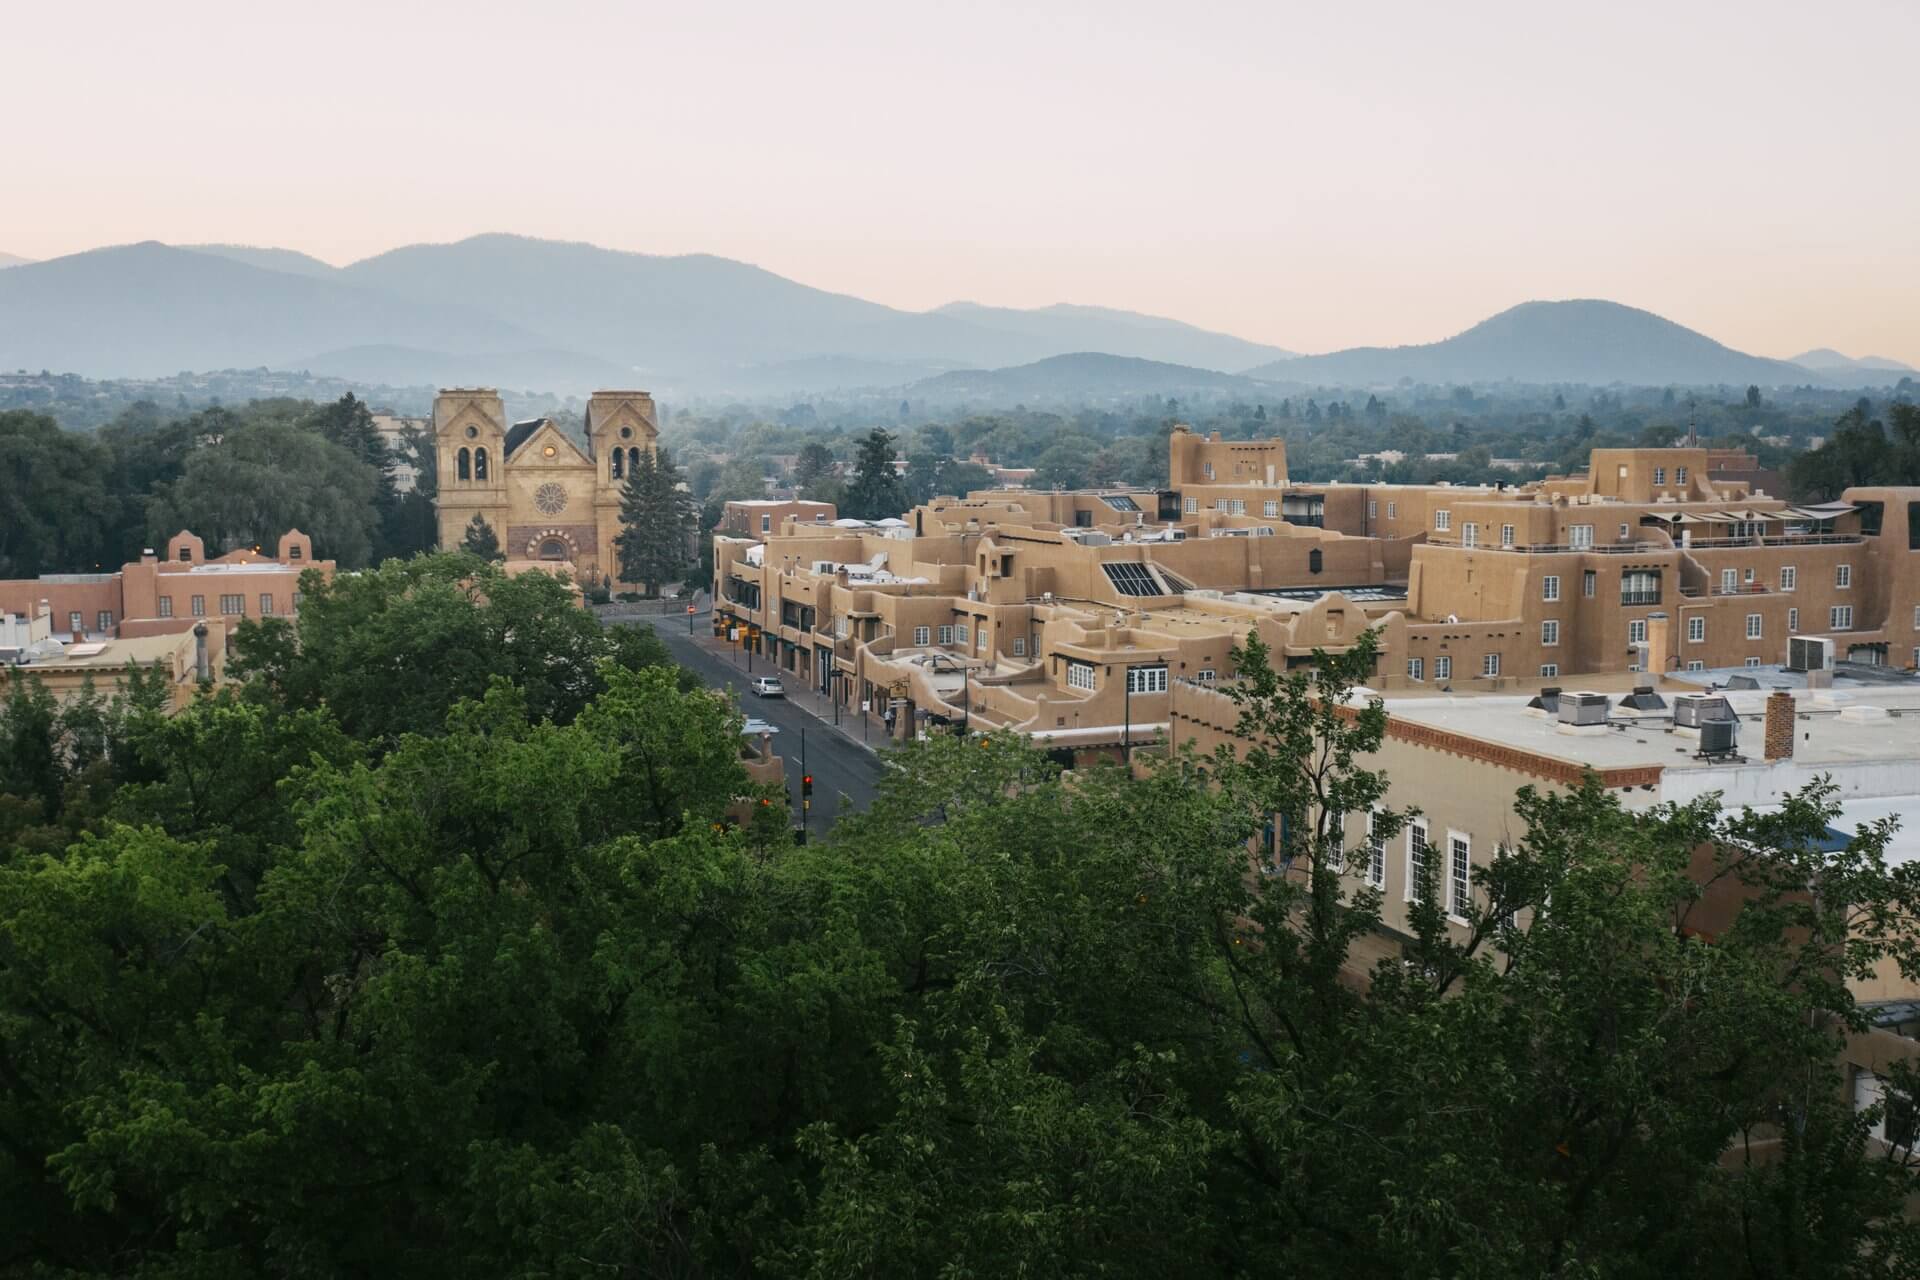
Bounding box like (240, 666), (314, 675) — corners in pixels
(432, 388), (658, 586)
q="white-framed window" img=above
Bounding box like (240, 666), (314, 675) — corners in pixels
(1781, 566), (1797, 592)
(1837, 564), (1852, 589)
(1914, 604), (1920, 630)
(1619, 523), (1631, 540)
(1500, 524), (1515, 547)
(1687, 616), (1706, 643)
(1447, 831), (1471, 921)
(1066, 661), (1095, 691)
(1788, 607), (1799, 633)
(1542, 575), (1560, 601)
(1622, 570), (1660, 605)
(1744, 567), (1756, 584)
(1629, 619), (1648, 645)
(1407, 820), (1430, 904)
(1367, 810), (1389, 888)
(1126, 666), (1169, 694)
(1406, 657), (1424, 681)
(1202, 461), (1214, 478)
(761, 514), (772, 533)
(1583, 570), (1596, 597)
(1435, 655), (1451, 681)
(1746, 613), (1762, 640)
(1183, 497), (1198, 514)
(1435, 510), (1452, 532)
(1481, 652), (1501, 677)
(1368, 500), (1378, 519)
(937, 624), (954, 644)
(1653, 466), (1666, 485)
(1744, 656), (1762, 668)
(835, 616), (850, 638)
(1541, 620), (1559, 646)
(1195, 669), (1216, 684)
(220, 594), (244, 616)
(1676, 466), (1688, 484)
(1011, 636), (1026, 656)
(1721, 569), (1738, 594)
(1832, 605), (1853, 630)
(191, 595), (206, 617)
(96, 610), (113, 631)
(1569, 524), (1594, 549)
(67, 610), (83, 634)
(958, 623), (971, 645)
(913, 625), (930, 645)
(157, 596), (173, 618)
(1387, 501), (1398, 519)
(1263, 499), (1279, 518)
(1463, 522), (1481, 547)
(259, 594), (274, 616)
(1540, 663), (1559, 677)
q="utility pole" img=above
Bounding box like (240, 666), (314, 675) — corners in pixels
(799, 726), (810, 843)
(1122, 664), (1132, 762)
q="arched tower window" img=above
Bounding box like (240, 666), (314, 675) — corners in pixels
(611, 449), (623, 481)
(474, 447), (489, 481)
(628, 446), (642, 474)
(457, 447), (471, 481)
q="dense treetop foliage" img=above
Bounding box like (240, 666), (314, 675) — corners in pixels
(0, 393), (435, 576)
(2, 573), (1917, 1275)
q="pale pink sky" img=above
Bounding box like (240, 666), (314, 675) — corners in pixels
(6, 0), (1917, 362)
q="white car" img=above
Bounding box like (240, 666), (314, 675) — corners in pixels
(750, 676), (784, 698)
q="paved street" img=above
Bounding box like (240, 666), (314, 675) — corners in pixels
(606, 599), (887, 830)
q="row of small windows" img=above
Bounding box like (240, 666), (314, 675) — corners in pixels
(154, 593), (287, 619)
(1358, 816), (1477, 921)
(455, 447), (490, 481)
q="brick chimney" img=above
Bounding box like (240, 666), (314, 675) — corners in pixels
(1764, 691), (1796, 761)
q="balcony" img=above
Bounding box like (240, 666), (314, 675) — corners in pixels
(1681, 533), (1864, 548)
(1426, 539), (1669, 556)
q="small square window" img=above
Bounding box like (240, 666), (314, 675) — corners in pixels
(1539, 663), (1558, 678)
(1744, 656), (1762, 669)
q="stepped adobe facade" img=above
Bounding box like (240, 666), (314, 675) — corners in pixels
(714, 426), (1920, 751)
(432, 388), (658, 585)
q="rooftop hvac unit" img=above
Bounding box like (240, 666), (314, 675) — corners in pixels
(1788, 636), (1833, 673)
(1674, 693), (1735, 728)
(1526, 685), (1564, 715)
(1557, 691), (1611, 726)
(1698, 717), (1738, 757)
(1620, 685), (1667, 712)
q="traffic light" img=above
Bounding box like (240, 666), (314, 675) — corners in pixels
(801, 774), (814, 799)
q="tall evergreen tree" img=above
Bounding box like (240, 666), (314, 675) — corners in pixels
(615, 447), (696, 598)
(844, 428), (909, 519)
(460, 513), (502, 561)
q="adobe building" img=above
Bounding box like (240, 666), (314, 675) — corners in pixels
(432, 388), (658, 585)
(711, 426), (1920, 756)
(0, 614), (229, 712)
(0, 530), (330, 646)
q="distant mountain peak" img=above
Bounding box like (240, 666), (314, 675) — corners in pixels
(1243, 298), (1819, 388)
(0, 251), (31, 269)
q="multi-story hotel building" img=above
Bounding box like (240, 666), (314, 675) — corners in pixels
(713, 425), (1920, 749)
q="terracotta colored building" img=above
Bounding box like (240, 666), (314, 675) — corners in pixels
(0, 530), (330, 646)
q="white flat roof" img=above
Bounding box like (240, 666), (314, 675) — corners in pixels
(1383, 688), (1920, 774)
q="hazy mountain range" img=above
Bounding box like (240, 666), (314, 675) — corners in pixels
(0, 252), (33, 269)
(0, 235), (1911, 398)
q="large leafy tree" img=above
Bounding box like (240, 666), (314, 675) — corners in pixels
(229, 553), (684, 746)
(0, 410), (112, 576)
(145, 419), (384, 566)
(614, 446), (697, 597)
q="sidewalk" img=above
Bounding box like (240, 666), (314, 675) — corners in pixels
(679, 598), (890, 759)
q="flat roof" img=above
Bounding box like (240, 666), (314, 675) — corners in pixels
(1382, 687), (1920, 774)
(11, 631), (190, 671)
